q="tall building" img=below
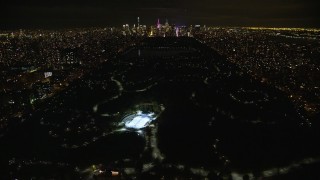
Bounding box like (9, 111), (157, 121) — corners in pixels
(157, 19), (161, 29)
(164, 19), (170, 32)
(165, 19), (169, 27)
(175, 27), (179, 37)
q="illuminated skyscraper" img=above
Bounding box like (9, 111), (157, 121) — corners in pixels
(137, 17), (140, 27)
(157, 18), (161, 29)
(175, 27), (179, 37)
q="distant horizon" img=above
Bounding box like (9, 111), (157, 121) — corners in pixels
(2, 0), (319, 31)
(1, 24), (320, 31)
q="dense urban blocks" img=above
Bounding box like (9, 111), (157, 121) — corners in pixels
(0, 28), (319, 180)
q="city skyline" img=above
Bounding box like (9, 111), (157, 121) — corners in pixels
(1, 0), (320, 29)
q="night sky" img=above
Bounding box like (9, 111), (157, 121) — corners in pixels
(1, 0), (319, 29)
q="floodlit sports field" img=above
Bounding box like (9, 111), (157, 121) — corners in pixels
(123, 111), (156, 129)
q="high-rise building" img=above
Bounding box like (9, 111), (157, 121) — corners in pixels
(175, 27), (179, 37)
(165, 19), (169, 27)
(157, 19), (161, 29)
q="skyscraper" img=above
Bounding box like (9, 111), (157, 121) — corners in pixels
(175, 27), (179, 37)
(157, 19), (161, 29)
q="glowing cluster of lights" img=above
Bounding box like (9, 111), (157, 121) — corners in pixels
(123, 111), (156, 130)
(246, 27), (320, 32)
